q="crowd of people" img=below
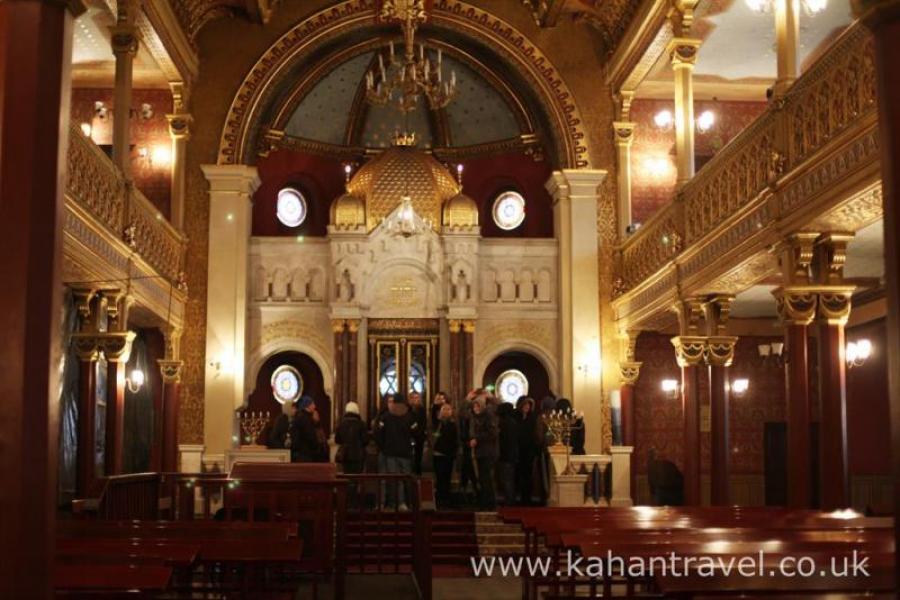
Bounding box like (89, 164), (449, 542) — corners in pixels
(268, 389), (585, 511)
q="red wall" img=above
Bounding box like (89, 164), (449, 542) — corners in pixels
(629, 99), (767, 225)
(846, 318), (891, 476)
(252, 149), (554, 238)
(71, 88), (173, 218)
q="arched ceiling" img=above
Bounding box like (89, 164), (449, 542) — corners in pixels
(282, 49), (522, 150)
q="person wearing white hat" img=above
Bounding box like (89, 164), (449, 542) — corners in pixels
(335, 402), (367, 474)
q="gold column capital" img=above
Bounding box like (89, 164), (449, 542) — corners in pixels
(158, 359), (184, 384)
(672, 297), (706, 336)
(448, 319), (461, 333)
(619, 361), (643, 385)
(346, 319), (361, 334)
(166, 113), (193, 140)
(703, 294), (735, 336)
(814, 232), (855, 285)
(816, 286), (856, 325)
(462, 320), (476, 334)
(773, 286), (818, 326)
(668, 38), (702, 68)
(331, 319), (347, 333)
(706, 336), (738, 367)
(71, 333), (101, 362)
(97, 331), (137, 362)
(671, 335), (707, 367)
(109, 23), (140, 56)
(775, 232), (819, 285)
(612, 121), (636, 147)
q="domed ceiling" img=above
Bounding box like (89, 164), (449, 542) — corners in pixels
(283, 50), (521, 150)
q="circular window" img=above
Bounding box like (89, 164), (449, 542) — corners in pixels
(276, 188), (308, 228)
(496, 369), (529, 403)
(271, 365), (303, 405)
(492, 191), (526, 231)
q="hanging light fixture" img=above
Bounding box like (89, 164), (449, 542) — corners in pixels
(365, 0), (458, 113)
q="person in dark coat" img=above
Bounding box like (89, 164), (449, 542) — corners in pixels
(432, 402), (458, 508)
(373, 393), (418, 510)
(537, 395), (557, 504)
(267, 410), (291, 449)
(290, 397), (320, 462)
(431, 391), (448, 429)
(515, 396), (537, 505)
(408, 391), (428, 475)
(335, 402), (367, 474)
(457, 391), (478, 501)
(555, 398), (585, 455)
(496, 402), (519, 505)
(469, 395), (499, 510)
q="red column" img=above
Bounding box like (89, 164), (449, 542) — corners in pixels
(105, 358), (126, 475)
(708, 363), (731, 505)
(785, 321), (812, 508)
(682, 364), (702, 505)
(332, 320), (346, 418)
(462, 321), (475, 393)
(347, 320), (360, 409)
(0, 1), (80, 596)
(860, 0), (900, 576)
(159, 361), (183, 472)
(448, 320), (461, 405)
(75, 346), (99, 496)
(816, 292), (853, 510)
(619, 383), (635, 447)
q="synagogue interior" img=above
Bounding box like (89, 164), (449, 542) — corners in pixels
(2, 0), (900, 597)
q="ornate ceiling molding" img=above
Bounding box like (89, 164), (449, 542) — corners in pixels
(216, 0), (588, 168)
(168, 0), (282, 45)
(520, 0), (644, 53)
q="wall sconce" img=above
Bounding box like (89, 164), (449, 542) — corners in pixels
(730, 378), (750, 396)
(125, 368), (145, 393)
(653, 108), (717, 133)
(758, 342), (785, 367)
(80, 122), (93, 138)
(745, 0), (827, 15)
(94, 101), (109, 120)
(661, 378), (680, 399)
(846, 339), (872, 369)
(654, 109), (674, 129)
(93, 101), (153, 121)
(643, 156), (672, 179)
(696, 110), (716, 134)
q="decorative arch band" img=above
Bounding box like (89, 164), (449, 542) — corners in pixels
(216, 0), (588, 168)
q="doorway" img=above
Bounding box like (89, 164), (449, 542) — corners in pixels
(367, 319), (439, 418)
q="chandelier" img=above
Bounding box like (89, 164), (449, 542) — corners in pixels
(365, 0), (459, 113)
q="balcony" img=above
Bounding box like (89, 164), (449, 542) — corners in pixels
(64, 124), (187, 323)
(613, 22), (881, 330)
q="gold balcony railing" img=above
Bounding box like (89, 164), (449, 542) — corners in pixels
(616, 22), (877, 295)
(65, 126), (186, 284)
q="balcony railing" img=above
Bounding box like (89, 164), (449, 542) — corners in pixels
(616, 22), (876, 294)
(65, 126), (186, 284)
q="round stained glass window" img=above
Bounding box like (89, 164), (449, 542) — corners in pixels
(496, 369), (529, 403)
(276, 188), (308, 228)
(492, 191), (526, 231)
(271, 365), (303, 405)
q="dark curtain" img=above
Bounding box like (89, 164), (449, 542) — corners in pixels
(124, 333), (155, 473)
(57, 291), (80, 505)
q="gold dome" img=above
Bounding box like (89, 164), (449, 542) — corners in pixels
(346, 145), (460, 232)
(442, 192), (480, 230)
(331, 193), (366, 230)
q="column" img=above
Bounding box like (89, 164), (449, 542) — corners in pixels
(546, 170), (607, 453)
(110, 20), (139, 176)
(617, 330), (642, 448)
(813, 233), (856, 509)
(462, 320), (476, 393)
(672, 336), (705, 506)
(347, 319), (360, 412)
(613, 122), (636, 238)
(857, 0), (900, 571)
(705, 296), (737, 506)
(101, 332), (136, 476)
(166, 106), (192, 230)
(773, 0), (800, 97)
(448, 320), (462, 405)
(72, 338), (100, 496)
(0, 1), (80, 594)
(158, 360), (184, 472)
(332, 319), (347, 411)
(201, 165), (260, 459)
(669, 38), (701, 185)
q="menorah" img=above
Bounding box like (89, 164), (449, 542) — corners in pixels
(239, 411), (271, 447)
(543, 408), (584, 475)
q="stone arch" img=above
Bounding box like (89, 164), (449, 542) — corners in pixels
(475, 340), (558, 396)
(246, 339), (334, 399)
(216, 0), (588, 168)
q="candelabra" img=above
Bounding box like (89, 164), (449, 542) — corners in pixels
(543, 409), (584, 475)
(365, 0), (458, 112)
(239, 411), (271, 447)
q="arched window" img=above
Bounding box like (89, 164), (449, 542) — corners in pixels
(495, 369), (529, 403)
(271, 365), (303, 404)
(276, 187), (308, 227)
(491, 190), (526, 230)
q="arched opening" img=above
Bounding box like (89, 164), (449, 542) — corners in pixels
(482, 351), (551, 403)
(248, 351), (331, 435)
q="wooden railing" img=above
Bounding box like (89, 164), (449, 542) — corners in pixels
(616, 22), (877, 295)
(65, 126), (186, 284)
